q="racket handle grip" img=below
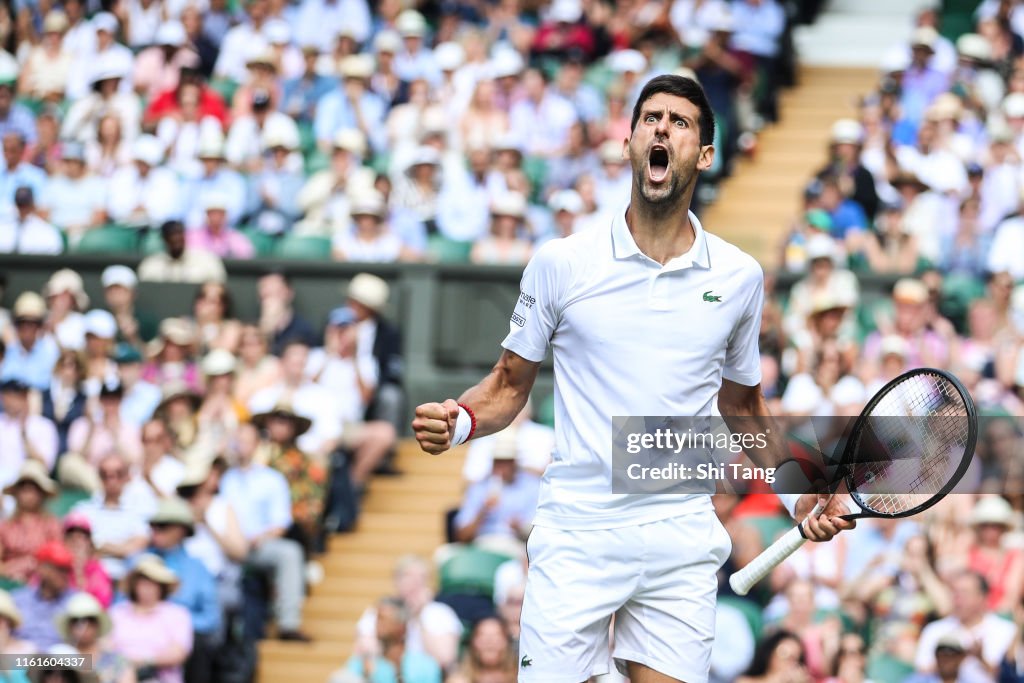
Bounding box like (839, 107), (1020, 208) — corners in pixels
(729, 525), (808, 596)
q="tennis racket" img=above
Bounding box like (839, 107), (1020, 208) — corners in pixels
(729, 367), (977, 596)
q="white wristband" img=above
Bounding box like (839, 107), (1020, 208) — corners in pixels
(451, 406), (473, 446)
(772, 460), (814, 519)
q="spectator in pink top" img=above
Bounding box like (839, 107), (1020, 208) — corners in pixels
(62, 513), (113, 609)
(67, 379), (143, 467)
(133, 21), (202, 102)
(185, 193), (255, 260)
(109, 554), (193, 683)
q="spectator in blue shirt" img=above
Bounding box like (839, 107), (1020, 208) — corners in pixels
(11, 541), (76, 651)
(0, 132), (47, 221)
(0, 78), (37, 146)
(0, 292), (60, 391)
(816, 173), (868, 239)
(314, 55), (387, 154)
(454, 445), (540, 547)
(281, 45), (337, 125)
(344, 597), (442, 683)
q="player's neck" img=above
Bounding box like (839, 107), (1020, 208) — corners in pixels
(625, 194), (696, 265)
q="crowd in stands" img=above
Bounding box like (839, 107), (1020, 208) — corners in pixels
(0, 1), (1024, 683)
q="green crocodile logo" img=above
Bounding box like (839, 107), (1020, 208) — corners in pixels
(703, 291), (723, 303)
(521, 655), (533, 668)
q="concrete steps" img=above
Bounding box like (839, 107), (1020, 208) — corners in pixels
(256, 441), (467, 683)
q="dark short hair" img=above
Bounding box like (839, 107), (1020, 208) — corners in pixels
(160, 220), (185, 238)
(630, 75), (716, 147)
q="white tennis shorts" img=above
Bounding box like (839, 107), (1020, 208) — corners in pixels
(518, 509), (732, 683)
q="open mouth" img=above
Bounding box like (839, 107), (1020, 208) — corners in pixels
(648, 145), (669, 183)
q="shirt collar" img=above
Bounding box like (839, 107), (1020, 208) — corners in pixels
(611, 204), (711, 269)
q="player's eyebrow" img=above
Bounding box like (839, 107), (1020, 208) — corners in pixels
(642, 107), (695, 126)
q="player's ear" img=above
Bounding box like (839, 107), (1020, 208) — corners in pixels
(621, 137), (630, 161)
(697, 144), (715, 172)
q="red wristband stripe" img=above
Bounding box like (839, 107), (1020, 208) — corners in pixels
(458, 403), (477, 441)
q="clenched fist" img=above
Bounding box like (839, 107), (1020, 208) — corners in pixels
(412, 399), (461, 455)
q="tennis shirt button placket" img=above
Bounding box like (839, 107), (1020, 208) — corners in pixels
(649, 271), (671, 310)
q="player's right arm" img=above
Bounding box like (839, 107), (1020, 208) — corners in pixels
(412, 350), (541, 455)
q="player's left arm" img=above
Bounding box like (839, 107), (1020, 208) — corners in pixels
(717, 380), (855, 542)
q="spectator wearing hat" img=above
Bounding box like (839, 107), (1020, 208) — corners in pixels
(145, 499), (221, 654)
(19, 11), (72, 101)
(256, 271), (318, 356)
(108, 554), (193, 683)
(62, 51), (141, 148)
(818, 118), (879, 222)
(42, 268), (91, 352)
(66, 378), (142, 468)
(390, 146), (443, 231)
(185, 193), (255, 260)
(263, 19), (303, 80)
(0, 293), (60, 391)
(295, 128), (374, 237)
(107, 135), (182, 229)
(225, 86), (300, 172)
(314, 54), (387, 153)
(10, 540), (76, 650)
(344, 272), (403, 424)
(0, 461), (62, 584)
(113, 345), (161, 429)
(951, 33), (1004, 114)
(370, 30), (412, 111)
(62, 514), (113, 609)
(509, 68), (578, 159)
(196, 350), (248, 453)
(0, 67), (37, 145)
(42, 350), (87, 455)
(249, 119), (305, 235)
(71, 453), (150, 582)
(0, 379), (58, 485)
(281, 43), (336, 125)
(81, 310), (119, 391)
(141, 317), (201, 392)
(220, 421), (310, 641)
(38, 143), (108, 243)
(231, 46), (282, 120)
(531, 0), (595, 61)
(332, 188), (415, 262)
(138, 221), (227, 284)
(212, 0), (271, 84)
(180, 130), (247, 230)
(915, 571), (1015, 683)
(540, 189), (586, 244)
(57, 592), (132, 683)
(863, 278), (950, 369)
(592, 138), (633, 212)
(100, 266), (155, 346)
(0, 186), (62, 255)
(0, 588), (34, 660)
(293, 0), (370, 54)
(901, 26), (951, 126)
(393, 9), (440, 85)
(783, 234), (859, 341)
(0, 133), (47, 220)
(470, 191), (533, 265)
(133, 20), (201, 102)
(965, 496), (1023, 613)
(153, 383), (203, 454)
(308, 306), (374, 423)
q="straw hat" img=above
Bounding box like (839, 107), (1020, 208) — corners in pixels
(349, 188), (387, 219)
(43, 269), (89, 310)
(969, 496), (1016, 527)
(491, 191), (527, 219)
(346, 273), (390, 312)
(893, 278), (929, 305)
(0, 589), (22, 628)
(156, 380), (202, 414)
(831, 118), (864, 145)
(3, 459), (58, 497)
(176, 450), (218, 491)
(148, 317), (197, 357)
(201, 349), (237, 377)
(128, 553), (180, 591)
(149, 497), (196, 535)
(333, 128), (367, 157)
(13, 291), (47, 321)
(55, 593), (111, 641)
(251, 402), (313, 436)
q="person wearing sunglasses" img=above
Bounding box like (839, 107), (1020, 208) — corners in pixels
(56, 592), (132, 683)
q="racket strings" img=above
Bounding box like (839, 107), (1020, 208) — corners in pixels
(851, 373), (970, 516)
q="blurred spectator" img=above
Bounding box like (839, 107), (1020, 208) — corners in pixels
(0, 185), (62, 254)
(185, 194), (255, 260)
(114, 344), (161, 429)
(345, 597), (442, 683)
(38, 143), (108, 244)
(371, 31), (409, 110)
(783, 235), (859, 342)
(966, 497), (1023, 613)
(123, 418), (185, 516)
(730, 0), (785, 124)
(66, 378), (142, 468)
(232, 324), (281, 406)
(293, 0), (370, 53)
(85, 114), (132, 178)
(10, 540), (75, 650)
(71, 453), (150, 582)
(250, 121), (304, 235)
(42, 350), (87, 455)
(0, 379), (58, 484)
(915, 571), (1016, 683)
(281, 44), (335, 124)
(0, 132), (47, 219)
(182, 133), (247, 230)
(195, 350), (246, 453)
(138, 221), (227, 284)
(144, 68), (229, 133)
(256, 271), (318, 356)
(307, 307), (376, 429)
(819, 119), (879, 221)
(390, 147), (441, 230)
(0, 68), (36, 145)
(62, 52), (140, 148)
(0, 461), (62, 583)
(154, 383), (201, 453)
(462, 402), (554, 483)
(0, 588), (34, 655)
(62, 513), (113, 609)
(101, 266), (155, 346)
(902, 27), (951, 127)
(109, 554), (193, 683)
(858, 199), (921, 274)
(356, 555), (461, 670)
(107, 136), (181, 229)
(906, 633), (972, 683)
(450, 616), (516, 683)
(132, 21), (200, 102)
(219, 421), (310, 642)
(19, 11), (71, 101)
(296, 128), (373, 237)
(510, 68), (578, 158)
(864, 278), (951, 370)
(332, 188), (415, 262)
(314, 55), (386, 154)
(225, 87), (299, 172)
(0, 293), (59, 391)
(344, 273), (403, 426)
(736, 630), (809, 683)
(471, 192), (533, 265)
(56, 592), (133, 683)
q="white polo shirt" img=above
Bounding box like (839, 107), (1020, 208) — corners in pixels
(502, 206), (764, 530)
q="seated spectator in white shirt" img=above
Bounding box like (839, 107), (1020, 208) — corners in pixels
(225, 89), (299, 172)
(306, 306), (377, 425)
(0, 379), (59, 490)
(331, 188), (416, 263)
(137, 220), (227, 284)
(114, 344), (162, 428)
(39, 143), (107, 245)
(0, 186), (63, 254)
(354, 555), (462, 670)
(72, 453), (151, 580)
(120, 418), (186, 519)
(295, 129), (374, 238)
(107, 135), (181, 229)
(62, 51), (141, 146)
(219, 422), (310, 641)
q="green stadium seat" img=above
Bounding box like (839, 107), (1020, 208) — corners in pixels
(304, 149), (330, 176)
(275, 235), (332, 260)
(140, 229), (164, 255)
(741, 515), (792, 548)
(438, 546), (515, 599)
(535, 394), (555, 428)
(866, 654), (914, 683)
(522, 156), (548, 203)
(74, 226), (139, 253)
(209, 78), (239, 105)
(240, 227), (277, 257)
(47, 488), (92, 518)
(718, 595), (764, 640)
(427, 235), (473, 264)
(0, 577), (23, 592)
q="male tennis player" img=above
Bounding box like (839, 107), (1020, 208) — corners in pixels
(413, 75), (854, 683)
